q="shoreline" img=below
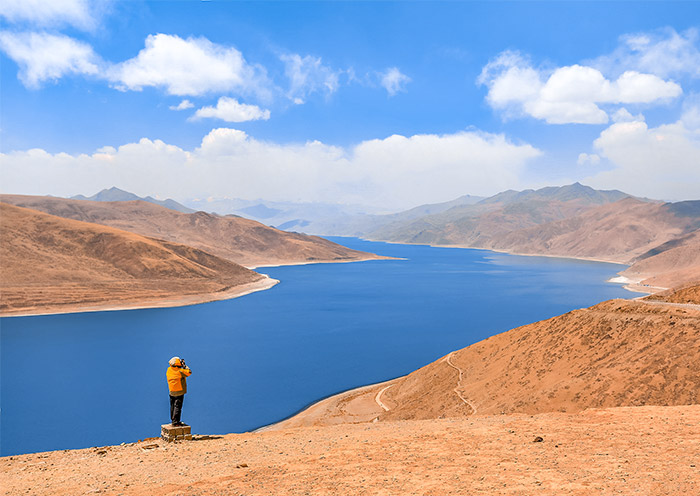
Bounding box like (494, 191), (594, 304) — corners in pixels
(0, 275), (279, 318)
(0, 255), (391, 318)
(360, 237), (661, 295)
(254, 377), (400, 433)
(246, 254), (397, 270)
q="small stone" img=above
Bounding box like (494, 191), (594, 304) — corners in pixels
(533, 436), (544, 443)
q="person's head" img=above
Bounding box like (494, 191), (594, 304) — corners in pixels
(169, 356), (182, 368)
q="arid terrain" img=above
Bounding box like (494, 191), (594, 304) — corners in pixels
(0, 195), (385, 268)
(2, 405), (698, 495)
(0, 203), (272, 316)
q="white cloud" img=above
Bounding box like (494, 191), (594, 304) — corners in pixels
(478, 53), (682, 124)
(0, 31), (101, 88)
(577, 153), (601, 166)
(169, 99), (194, 111)
(380, 67), (411, 96)
(109, 34), (271, 98)
(0, 0), (100, 31)
(611, 108), (643, 123)
(592, 28), (700, 79)
(280, 54), (340, 103)
(681, 95), (700, 131)
(191, 97), (270, 122)
(585, 119), (700, 201)
(0, 129), (541, 210)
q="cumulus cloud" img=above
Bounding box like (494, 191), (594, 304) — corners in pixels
(478, 51), (682, 124)
(108, 34), (271, 99)
(191, 97), (270, 122)
(592, 28), (700, 79)
(280, 54), (340, 103)
(380, 67), (411, 96)
(0, 0), (102, 31)
(0, 31), (101, 88)
(169, 99), (194, 111)
(585, 119), (700, 201)
(0, 129), (541, 210)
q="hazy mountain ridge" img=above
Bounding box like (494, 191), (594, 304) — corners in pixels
(72, 187), (196, 214)
(351, 184), (699, 290)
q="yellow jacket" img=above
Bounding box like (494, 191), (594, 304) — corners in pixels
(167, 366), (192, 396)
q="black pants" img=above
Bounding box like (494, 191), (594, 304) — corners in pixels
(169, 394), (184, 424)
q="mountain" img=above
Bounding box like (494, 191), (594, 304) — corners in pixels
(72, 187), (195, 214)
(0, 202), (269, 316)
(276, 284), (700, 429)
(0, 195), (386, 268)
(367, 183), (635, 246)
(487, 198), (700, 261)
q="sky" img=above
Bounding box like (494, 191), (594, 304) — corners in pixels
(1, 1), (699, 211)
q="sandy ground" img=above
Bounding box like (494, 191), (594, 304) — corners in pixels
(2, 405), (698, 495)
(0, 276), (279, 318)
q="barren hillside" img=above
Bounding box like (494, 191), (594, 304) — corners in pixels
(276, 285), (700, 428)
(0, 195), (384, 267)
(488, 198), (699, 263)
(0, 203), (271, 316)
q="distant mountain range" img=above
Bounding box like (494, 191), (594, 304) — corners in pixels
(49, 183), (700, 291)
(72, 187), (196, 214)
(352, 183), (699, 290)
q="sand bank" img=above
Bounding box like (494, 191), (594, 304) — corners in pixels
(0, 275), (279, 318)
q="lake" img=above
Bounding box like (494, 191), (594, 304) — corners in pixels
(0, 238), (633, 456)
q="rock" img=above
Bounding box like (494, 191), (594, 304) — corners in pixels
(533, 436), (544, 443)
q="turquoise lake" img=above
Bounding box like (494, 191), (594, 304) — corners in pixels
(0, 238), (634, 456)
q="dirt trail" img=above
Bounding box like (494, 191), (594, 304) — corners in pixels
(374, 384), (394, 411)
(636, 299), (700, 311)
(444, 352), (478, 414)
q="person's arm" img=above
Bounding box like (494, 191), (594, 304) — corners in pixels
(181, 367), (192, 377)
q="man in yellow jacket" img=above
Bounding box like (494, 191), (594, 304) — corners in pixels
(167, 356), (192, 426)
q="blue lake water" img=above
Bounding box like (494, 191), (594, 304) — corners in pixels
(0, 238), (633, 456)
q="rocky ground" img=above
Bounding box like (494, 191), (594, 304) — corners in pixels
(2, 405), (698, 495)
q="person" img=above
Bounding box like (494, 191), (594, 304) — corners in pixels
(166, 356), (192, 426)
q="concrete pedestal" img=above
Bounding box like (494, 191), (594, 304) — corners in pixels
(161, 423), (192, 442)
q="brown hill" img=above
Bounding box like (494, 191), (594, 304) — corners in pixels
(369, 188), (700, 290)
(275, 286), (700, 429)
(621, 231), (700, 289)
(0, 203), (271, 316)
(368, 183), (632, 247)
(487, 198), (698, 263)
(0, 195), (384, 267)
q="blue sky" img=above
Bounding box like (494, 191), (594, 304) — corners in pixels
(1, 1), (699, 210)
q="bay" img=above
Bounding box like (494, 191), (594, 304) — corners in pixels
(0, 238), (633, 456)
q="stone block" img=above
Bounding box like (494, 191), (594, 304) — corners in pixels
(161, 423), (191, 442)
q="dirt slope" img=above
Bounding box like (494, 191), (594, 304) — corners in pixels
(0, 195), (384, 267)
(621, 231), (700, 289)
(2, 405), (698, 495)
(276, 286), (700, 428)
(488, 198), (699, 263)
(0, 203), (268, 315)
